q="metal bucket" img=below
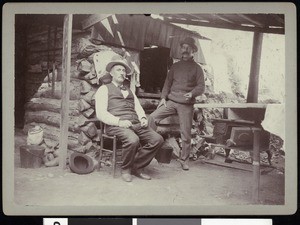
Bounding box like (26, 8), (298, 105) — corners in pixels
(20, 145), (45, 168)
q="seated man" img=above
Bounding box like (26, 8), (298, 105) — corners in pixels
(95, 55), (164, 182)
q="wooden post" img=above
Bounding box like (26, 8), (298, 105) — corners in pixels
(246, 32), (263, 103)
(252, 128), (261, 203)
(52, 63), (56, 96)
(47, 25), (51, 87)
(52, 26), (57, 96)
(59, 14), (73, 169)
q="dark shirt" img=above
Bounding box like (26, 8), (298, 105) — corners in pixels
(161, 57), (205, 104)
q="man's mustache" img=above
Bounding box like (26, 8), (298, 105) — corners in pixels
(182, 51), (189, 54)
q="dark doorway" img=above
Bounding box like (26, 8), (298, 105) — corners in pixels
(139, 47), (172, 95)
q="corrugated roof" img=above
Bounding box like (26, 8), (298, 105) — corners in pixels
(90, 14), (208, 63)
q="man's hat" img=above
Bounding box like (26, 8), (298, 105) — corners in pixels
(180, 37), (198, 52)
(106, 55), (132, 75)
(69, 152), (95, 174)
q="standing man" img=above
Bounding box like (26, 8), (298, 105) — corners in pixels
(149, 37), (205, 170)
(95, 55), (164, 182)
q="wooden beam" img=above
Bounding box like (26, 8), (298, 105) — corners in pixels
(203, 160), (253, 172)
(52, 63), (56, 96)
(271, 14), (285, 25)
(193, 103), (267, 108)
(189, 14), (208, 22)
(47, 25), (51, 86)
(51, 26), (58, 96)
(213, 14), (235, 24)
(59, 14), (73, 170)
(81, 14), (111, 30)
(237, 14), (264, 27)
(164, 18), (284, 34)
(28, 47), (63, 53)
(247, 32), (263, 103)
(191, 13), (235, 25)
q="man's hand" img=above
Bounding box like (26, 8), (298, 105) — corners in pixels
(140, 117), (148, 128)
(157, 98), (167, 108)
(118, 120), (132, 128)
(184, 92), (192, 101)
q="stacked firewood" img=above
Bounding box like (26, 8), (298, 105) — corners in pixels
(72, 38), (133, 155)
(24, 27), (90, 151)
(74, 56), (100, 153)
(24, 26), (158, 170)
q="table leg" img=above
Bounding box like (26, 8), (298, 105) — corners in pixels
(252, 128), (261, 203)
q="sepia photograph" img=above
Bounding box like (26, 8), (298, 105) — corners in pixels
(2, 3), (297, 216)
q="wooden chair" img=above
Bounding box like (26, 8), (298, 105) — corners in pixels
(98, 121), (123, 177)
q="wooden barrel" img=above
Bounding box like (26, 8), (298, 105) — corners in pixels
(20, 145), (45, 168)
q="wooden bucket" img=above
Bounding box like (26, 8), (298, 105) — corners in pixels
(155, 146), (173, 164)
(20, 145), (45, 168)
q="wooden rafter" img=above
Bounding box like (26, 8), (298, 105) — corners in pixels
(237, 14), (264, 27)
(271, 14), (284, 25)
(162, 13), (284, 34)
(81, 14), (112, 30)
(213, 14), (235, 24)
(189, 14), (209, 22)
(164, 17), (284, 34)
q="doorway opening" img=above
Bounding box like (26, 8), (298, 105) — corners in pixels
(138, 46), (172, 98)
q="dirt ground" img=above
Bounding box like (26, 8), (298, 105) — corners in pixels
(14, 129), (284, 207)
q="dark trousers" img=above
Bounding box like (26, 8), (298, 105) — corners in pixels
(148, 100), (193, 161)
(106, 124), (164, 171)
